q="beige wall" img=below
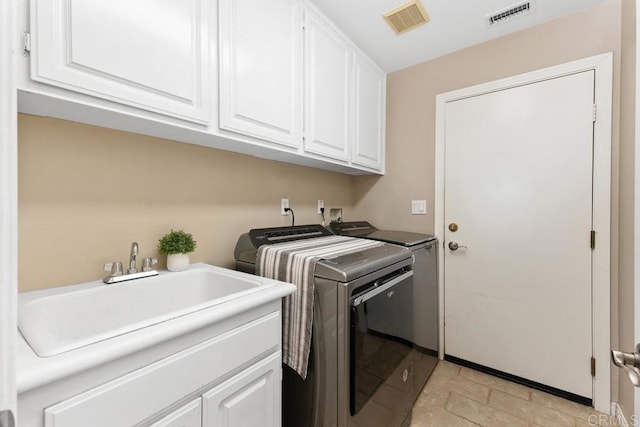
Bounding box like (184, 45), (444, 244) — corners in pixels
(18, 114), (354, 291)
(353, 0), (621, 235)
(352, 0), (630, 412)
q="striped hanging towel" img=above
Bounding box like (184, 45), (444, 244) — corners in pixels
(256, 235), (383, 379)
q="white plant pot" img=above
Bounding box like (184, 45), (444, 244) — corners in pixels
(166, 253), (190, 272)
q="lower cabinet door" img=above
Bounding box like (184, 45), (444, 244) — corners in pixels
(202, 353), (281, 427)
(149, 398), (202, 427)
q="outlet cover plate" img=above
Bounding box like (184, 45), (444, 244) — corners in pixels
(411, 200), (427, 215)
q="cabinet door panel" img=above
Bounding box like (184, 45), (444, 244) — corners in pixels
(32, 0), (210, 123)
(202, 353), (281, 427)
(304, 9), (351, 162)
(352, 54), (385, 171)
(150, 399), (202, 427)
(219, 0), (301, 148)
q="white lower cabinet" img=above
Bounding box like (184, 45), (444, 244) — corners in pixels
(37, 310), (282, 427)
(149, 353), (280, 427)
(202, 353), (280, 427)
(150, 399), (202, 427)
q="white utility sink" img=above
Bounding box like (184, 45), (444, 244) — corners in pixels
(18, 263), (272, 357)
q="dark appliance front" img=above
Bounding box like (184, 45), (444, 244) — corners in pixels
(350, 268), (413, 415)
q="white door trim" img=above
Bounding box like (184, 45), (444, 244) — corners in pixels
(435, 53), (613, 413)
(1, 0), (18, 423)
(634, 0), (640, 416)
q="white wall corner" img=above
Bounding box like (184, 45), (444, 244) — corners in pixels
(0, 0), (18, 421)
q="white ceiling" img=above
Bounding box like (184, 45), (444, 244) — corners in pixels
(309, 0), (609, 73)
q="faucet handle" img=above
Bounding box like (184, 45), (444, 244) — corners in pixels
(142, 257), (158, 272)
(104, 261), (124, 276)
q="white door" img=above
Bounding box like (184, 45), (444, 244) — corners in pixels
(303, 5), (351, 162)
(1, 0), (17, 425)
(444, 71), (595, 399)
(218, 0), (302, 148)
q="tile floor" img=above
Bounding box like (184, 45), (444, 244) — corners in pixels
(407, 361), (618, 427)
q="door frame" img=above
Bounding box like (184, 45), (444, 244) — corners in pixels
(635, 0), (640, 416)
(1, 0), (18, 423)
(434, 53), (613, 413)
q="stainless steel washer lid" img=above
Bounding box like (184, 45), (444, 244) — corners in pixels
(364, 230), (435, 247)
(314, 244), (412, 282)
(329, 221), (435, 247)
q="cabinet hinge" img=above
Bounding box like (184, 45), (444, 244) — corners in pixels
(591, 357), (596, 376)
(22, 32), (31, 55)
(593, 103), (597, 122)
(590, 230), (596, 250)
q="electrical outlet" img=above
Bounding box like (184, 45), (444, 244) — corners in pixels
(281, 198), (289, 215)
(317, 199), (324, 214)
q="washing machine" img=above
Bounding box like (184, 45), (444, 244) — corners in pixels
(328, 221), (438, 353)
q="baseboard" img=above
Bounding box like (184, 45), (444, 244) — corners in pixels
(611, 402), (630, 427)
(445, 355), (591, 405)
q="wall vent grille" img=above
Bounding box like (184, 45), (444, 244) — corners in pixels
(383, 0), (430, 35)
(486, 1), (535, 26)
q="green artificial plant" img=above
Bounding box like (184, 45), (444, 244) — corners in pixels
(158, 229), (197, 255)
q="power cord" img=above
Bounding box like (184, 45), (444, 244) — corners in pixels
(320, 207), (325, 226)
(285, 207), (295, 226)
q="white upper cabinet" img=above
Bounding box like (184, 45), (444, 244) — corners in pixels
(303, 7), (352, 162)
(352, 53), (385, 171)
(218, 0), (302, 149)
(30, 0), (211, 124)
(23, 0), (385, 174)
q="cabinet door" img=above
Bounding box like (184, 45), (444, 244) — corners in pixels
(303, 7), (351, 162)
(219, 0), (301, 148)
(202, 353), (281, 427)
(149, 399), (202, 427)
(31, 0), (211, 124)
(352, 53), (385, 171)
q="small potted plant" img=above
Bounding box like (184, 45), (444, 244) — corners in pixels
(158, 229), (197, 272)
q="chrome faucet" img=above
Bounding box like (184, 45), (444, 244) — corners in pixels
(103, 241), (158, 284)
(128, 242), (139, 274)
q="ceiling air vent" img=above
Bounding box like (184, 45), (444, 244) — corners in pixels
(383, 0), (430, 35)
(486, 1), (536, 27)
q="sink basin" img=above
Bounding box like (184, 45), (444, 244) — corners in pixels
(18, 264), (272, 357)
